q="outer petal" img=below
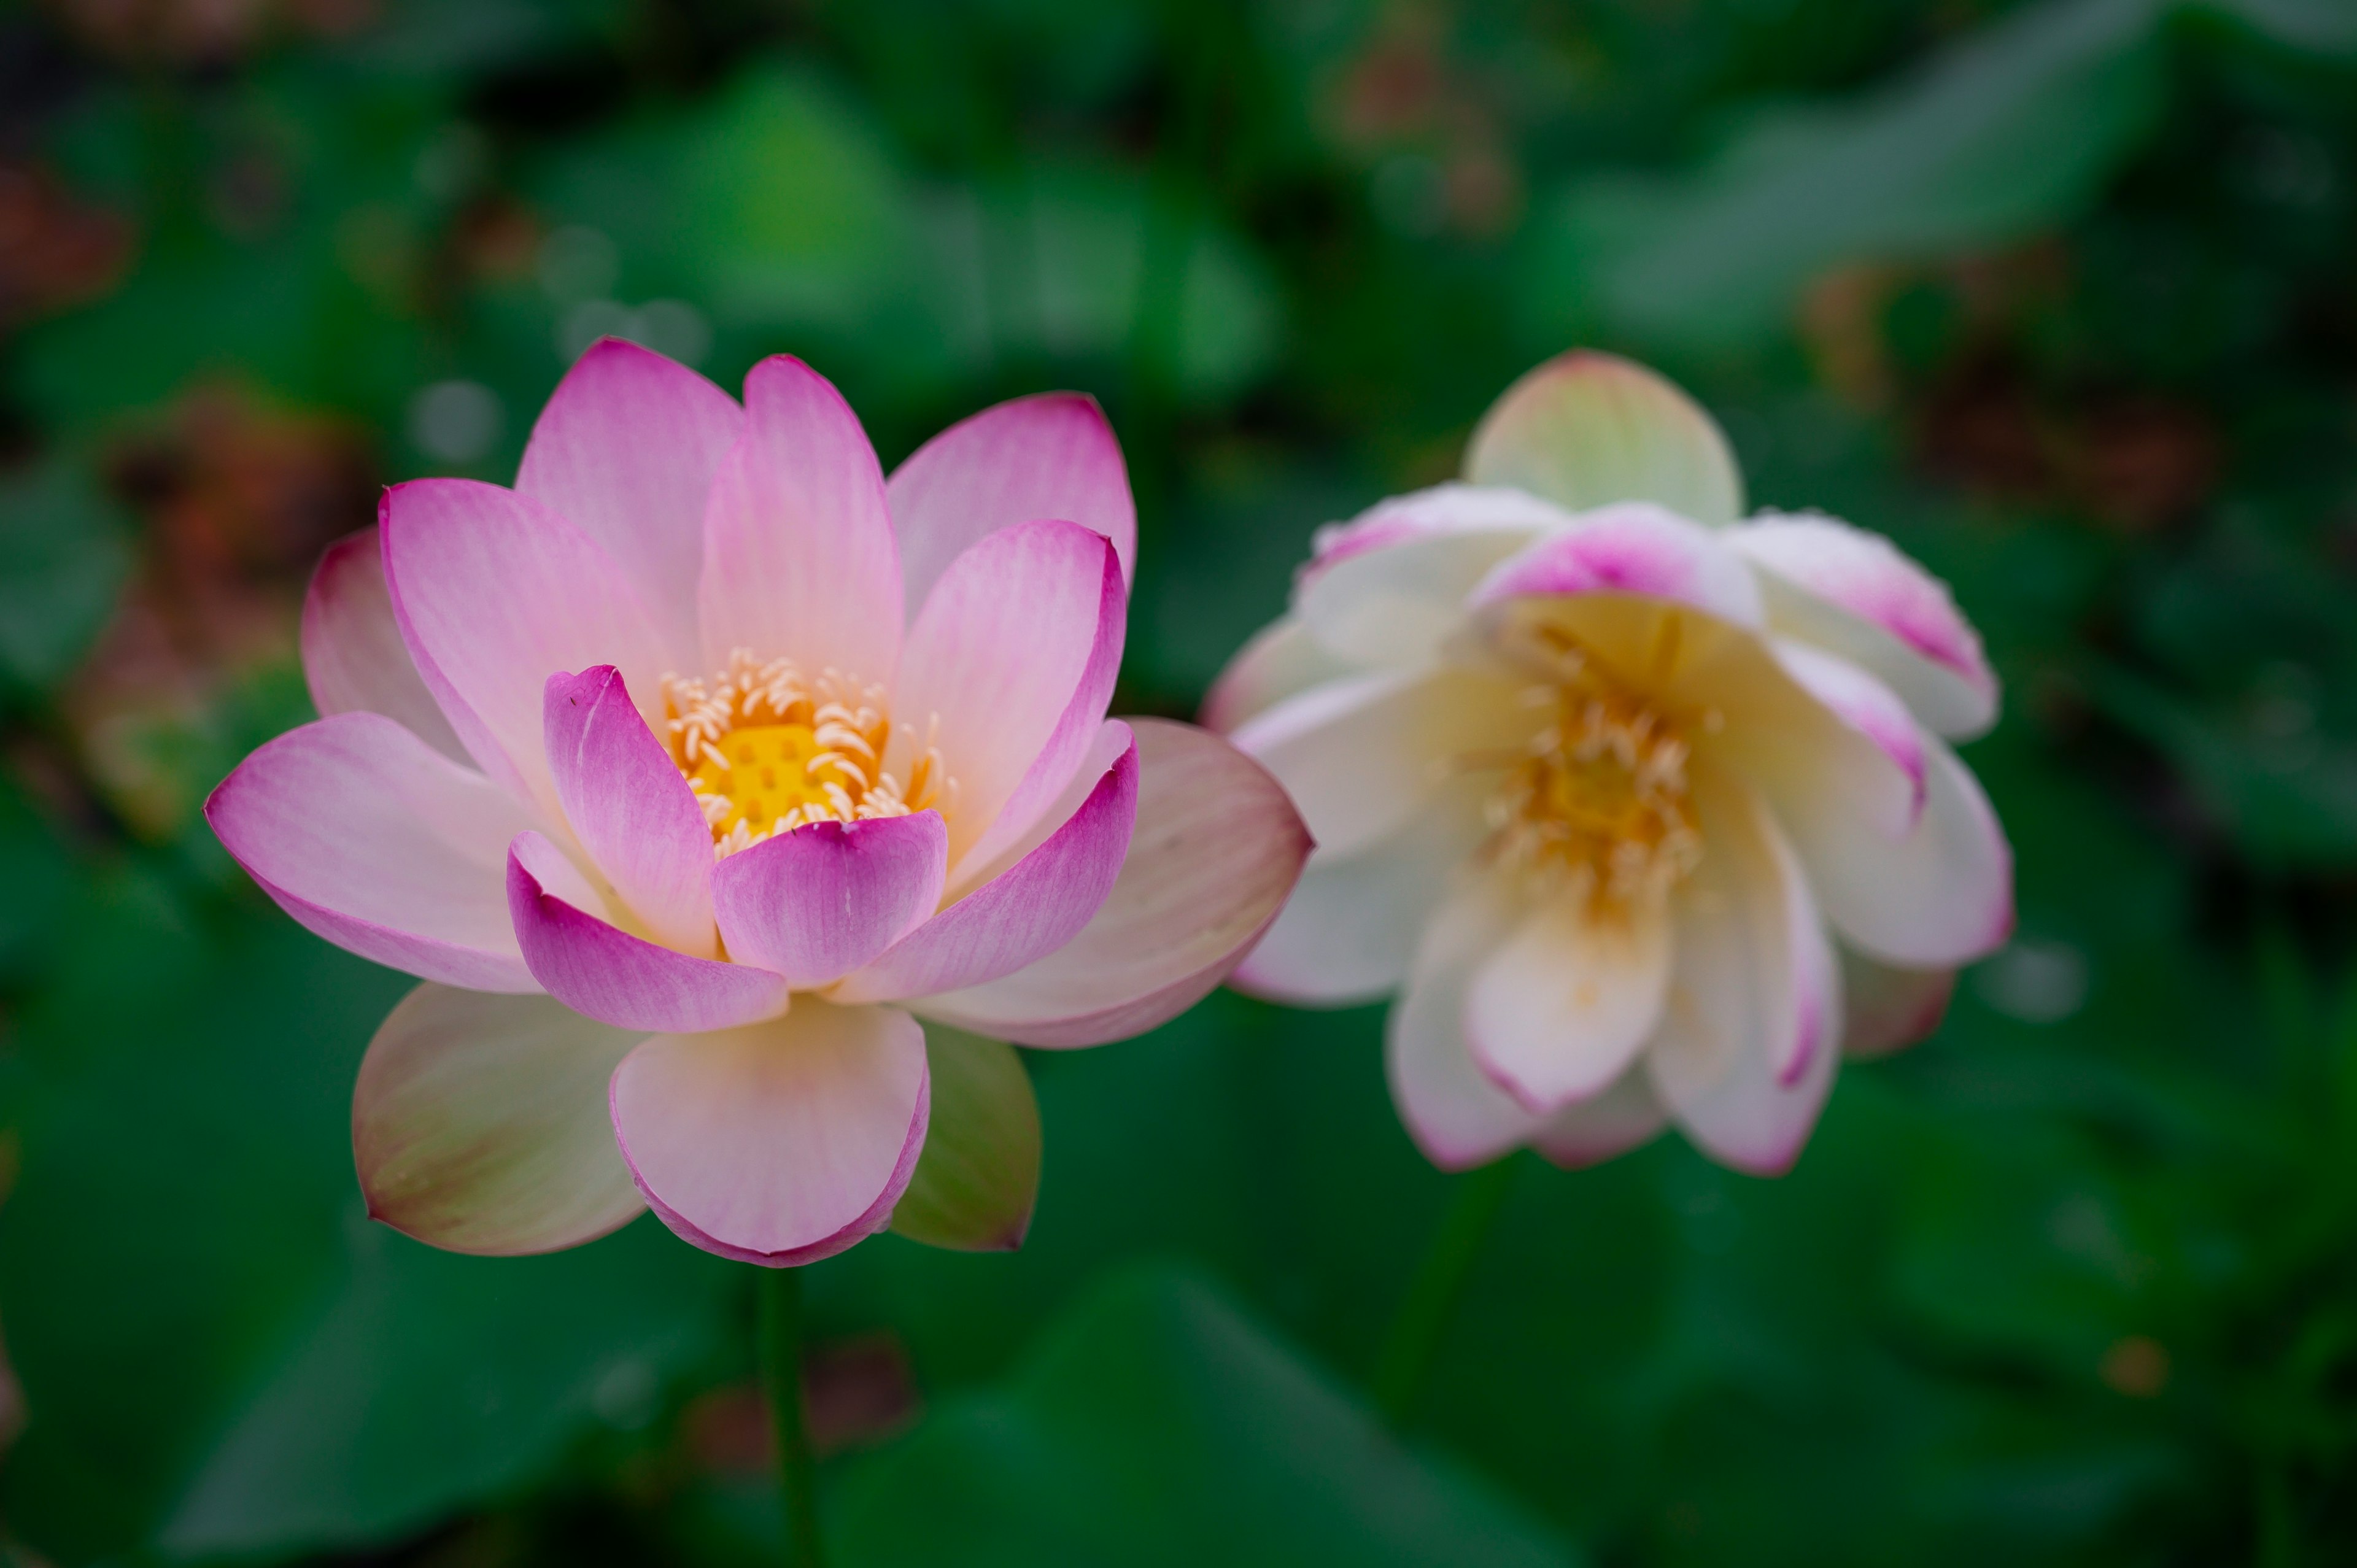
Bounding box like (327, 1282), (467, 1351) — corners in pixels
(912, 719), (1312, 1048)
(889, 1022), (1041, 1253)
(382, 479), (671, 822)
(1199, 614), (1358, 735)
(1463, 350), (1746, 527)
(1840, 948), (1957, 1058)
(1647, 771), (1842, 1176)
(711, 813), (948, 990)
(514, 338), (743, 663)
(891, 519), (1124, 882)
(1730, 512), (1997, 738)
(831, 733), (1139, 1005)
(354, 984), (646, 1256)
(1385, 871), (1549, 1171)
(611, 1000), (930, 1265)
(206, 713), (538, 991)
(544, 666), (717, 957)
(1531, 1064), (1668, 1170)
(1466, 887), (1674, 1115)
(1295, 485), (1567, 670)
(886, 391), (1136, 611)
(1469, 502), (1763, 628)
(1231, 774), (1488, 1006)
(300, 527), (467, 763)
(507, 832), (789, 1033)
(699, 355), (902, 687)
(1228, 668), (1525, 862)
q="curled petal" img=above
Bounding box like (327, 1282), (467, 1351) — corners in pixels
(301, 527), (467, 763)
(1464, 349), (1745, 527)
(1385, 872), (1549, 1171)
(1466, 887), (1674, 1116)
(711, 813), (948, 990)
(1199, 615), (1358, 736)
(1469, 502), (1763, 628)
(1840, 948), (1956, 1058)
(544, 666), (717, 957)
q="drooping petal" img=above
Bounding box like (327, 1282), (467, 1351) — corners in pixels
(205, 713), (538, 992)
(300, 527), (466, 763)
(610, 1000), (930, 1265)
(831, 733), (1139, 1005)
(1466, 887), (1675, 1115)
(1840, 948), (1957, 1058)
(1385, 871), (1549, 1171)
(889, 1022), (1041, 1253)
(1228, 667), (1525, 862)
(1198, 614), (1359, 735)
(1295, 485), (1568, 670)
(890, 519), (1124, 882)
(1463, 349), (1746, 527)
(381, 478), (671, 821)
(354, 984), (646, 1256)
(1647, 771), (1842, 1175)
(711, 812), (948, 990)
(507, 832), (789, 1033)
(1230, 774), (1489, 1007)
(544, 666), (716, 957)
(1469, 502), (1763, 629)
(1779, 733), (2014, 970)
(699, 355), (902, 687)
(886, 391), (1136, 611)
(1729, 512), (1997, 739)
(514, 338), (743, 663)
(912, 719), (1311, 1048)
(1531, 1064), (1668, 1170)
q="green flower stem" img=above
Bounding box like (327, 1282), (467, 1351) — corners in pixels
(1372, 1154), (1523, 1431)
(757, 1266), (825, 1568)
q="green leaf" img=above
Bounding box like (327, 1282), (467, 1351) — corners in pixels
(0, 458), (131, 697)
(890, 1024), (1042, 1253)
(832, 1265), (1578, 1568)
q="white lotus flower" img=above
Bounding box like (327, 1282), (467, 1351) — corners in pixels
(1207, 352), (2011, 1175)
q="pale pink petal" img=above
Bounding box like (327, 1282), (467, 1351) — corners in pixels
(711, 812), (948, 989)
(1730, 513), (1997, 739)
(889, 519), (1124, 882)
(1228, 667), (1525, 862)
(544, 666), (716, 957)
(830, 734), (1138, 1005)
(911, 719), (1310, 1048)
(1770, 639), (1927, 827)
(354, 984), (646, 1256)
(1304, 482), (1568, 574)
(1198, 615), (1358, 735)
(206, 713), (538, 992)
(1469, 502), (1762, 628)
(301, 527), (466, 763)
(1385, 871), (1549, 1171)
(610, 1000), (929, 1265)
(886, 391), (1136, 611)
(381, 479), (671, 822)
(699, 355), (902, 687)
(1463, 350), (1746, 527)
(1231, 774), (1488, 1006)
(1840, 948), (1956, 1058)
(1779, 734), (2014, 970)
(1296, 485), (1566, 670)
(1531, 1064), (1668, 1170)
(507, 832), (789, 1033)
(1466, 887), (1674, 1115)
(1647, 772), (1841, 1175)
(514, 338), (742, 663)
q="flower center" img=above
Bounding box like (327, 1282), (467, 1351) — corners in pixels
(660, 649), (951, 858)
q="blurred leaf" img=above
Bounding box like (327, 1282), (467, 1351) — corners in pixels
(890, 1025), (1041, 1253)
(0, 458), (131, 697)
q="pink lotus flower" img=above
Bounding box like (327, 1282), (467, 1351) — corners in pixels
(209, 341), (1309, 1264)
(1206, 351), (2011, 1176)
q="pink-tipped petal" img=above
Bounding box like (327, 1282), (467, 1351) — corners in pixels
(544, 666), (717, 957)
(1531, 1064), (1668, 1170)
(1840, 948), (1957, 1058)
(830, 733), (1139, 1005)
(891, 519), (1125, 882)
(711, 812), (948, 989)
(354, 984), (646, 1256)
(515, 338), (743, 663)
(206, 713), (538, 991)
(911, 719), (1312, 1048)
(1466, 887), (1675, 1115)
(1295, 485), (1568, 670)
(507, 832), (789, 1033)
(1463, 350), (1746, 527)
(887, 391), (1137, 610)
(382, 479), (671, 822)
(1385, 871), (1549, 1171)
(1771, 639), (1927, 826)
(301, 527), (467, 763)
(1469, 502), (1763, 628)
(1730, 513), (1997, 739)
(1647, 773), (1842, 1175)
(611, 1000), (930, 1265)
(699, 355), (902, 687)
(1199, 615), (1358, 736)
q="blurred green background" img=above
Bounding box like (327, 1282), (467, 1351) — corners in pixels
(2, 0), (2356, 1561)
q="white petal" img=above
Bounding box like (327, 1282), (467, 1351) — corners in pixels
(1466, 886), (1673, 1115)
(1295, 485), (1565, 671)
(1199, 614), (1361, 735)
(1464, 350), (1745, 527)
(1384, 871), (1548, 1171)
